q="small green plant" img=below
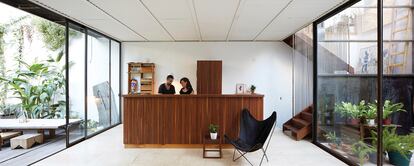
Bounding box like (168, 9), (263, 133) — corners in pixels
(208, 124), (219, 133)
(351, 141), (376, 165)
(250, 85), (256, 93)
(0, 53), (66, 119)
(367, 100), (405, 119)
(335, 101), (367, 119)
(383, 100), (405, 119)
(365, 102), (377, 119)
(325, 132), (341, 146)
(371, 127), (414, 159)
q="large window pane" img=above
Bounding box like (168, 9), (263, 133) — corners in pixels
(110, 40), (120, 125)
(0, 2), (66, 164)
(68, 23), (86, 143)
(87, 31), (110, 134)
(293, 25), (313, 115)
(316, 2), (379, 165)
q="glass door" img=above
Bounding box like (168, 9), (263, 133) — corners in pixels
(86, 30), (110, 135)
(68, 22), (86, 145)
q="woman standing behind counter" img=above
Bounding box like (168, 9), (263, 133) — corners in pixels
(179, 77), (194, 94)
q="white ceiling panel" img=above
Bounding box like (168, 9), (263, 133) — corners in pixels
(31, 0), (144, 41)
(142, 0), (199, 41)
(89, 0), (172, 41)
(256, 0), (345, 40)
(194, 0), (240, 40)
(228, 0), (291, 40)
(30, 0), (347, 41)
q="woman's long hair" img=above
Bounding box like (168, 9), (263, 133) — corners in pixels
(180, 77), (192, 89)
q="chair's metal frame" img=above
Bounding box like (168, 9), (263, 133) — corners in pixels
(232, 123), (277, 166)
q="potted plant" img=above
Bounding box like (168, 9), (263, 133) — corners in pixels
(383, 100), (405, 125)
(250, 85), (256, 94)
(325, 132), (341, 149)
(366, 100), (405, 125)
(335, 101), (366, 125)
(365, 103), (377, 126)
(351, 141), (376, 165)
(371, 127), (414, 166)
(208, 124), (219, 140)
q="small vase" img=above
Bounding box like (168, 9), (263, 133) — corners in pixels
(210, 132), (217, 140)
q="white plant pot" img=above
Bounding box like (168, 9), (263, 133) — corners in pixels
(210, 132), (217, 140)
(368, 119), (375, 126)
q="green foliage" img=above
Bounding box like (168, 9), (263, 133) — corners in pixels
(0, 104), (19, 116)
(325, 132), (341, 146)
(365, 102), (377, 119)
(34, 18), (70, 51)
(383, 100), (405, 119)
(335, 100), (405, 121)
(0, 24), (6, 105)
(351, 141), (376, 165)
(250, 85), (256, 91)
(371, 127), (414, 159)
(0, 53), (66, 119)
(81, 120), (99, 132)
(208, 124), (219, 133)
(367, 100), (405, 119)
(335, 101), (367, 119)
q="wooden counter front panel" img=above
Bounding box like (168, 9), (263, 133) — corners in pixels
(123, 96), (263, 145)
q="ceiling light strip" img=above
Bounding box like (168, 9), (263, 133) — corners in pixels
(225, 0), (243, 41)
(122, 40), (282, 42)
(86, 0), (149, 41)
(252, 0), (294, 41)
(139, 0), (176, 41)
(190, 0), (203, 41)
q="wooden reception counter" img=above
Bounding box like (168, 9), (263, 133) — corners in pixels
(123, 94), (263, 147)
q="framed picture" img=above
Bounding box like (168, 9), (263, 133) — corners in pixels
(236, 84), (245, 94)
(357, 45), (377, 74)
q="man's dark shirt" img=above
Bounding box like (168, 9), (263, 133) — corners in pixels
(158, 83), (175, 94)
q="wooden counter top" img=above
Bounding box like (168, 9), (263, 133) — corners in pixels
(123, 94), (264, 147)
(122, 94), (264, 98)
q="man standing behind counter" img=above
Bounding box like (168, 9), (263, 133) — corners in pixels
(158, 75), (176, 94)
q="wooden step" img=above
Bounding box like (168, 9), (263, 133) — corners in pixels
(282, 105), (313, 141)
(300, 111), (312, 122)
(283, 123), (299, 133)
(292, 118), (310, 126)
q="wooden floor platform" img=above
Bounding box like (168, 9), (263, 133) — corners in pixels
(0, 130), (66, 166)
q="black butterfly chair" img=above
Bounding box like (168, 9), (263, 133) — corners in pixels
(225, 109), (277, 166)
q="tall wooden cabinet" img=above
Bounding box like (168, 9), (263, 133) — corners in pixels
(128, 62), (155, 94)
(197, 60), (222, 94)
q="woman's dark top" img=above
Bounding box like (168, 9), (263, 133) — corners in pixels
(158, 83), (175, 94)
(179, 87), (193, 94)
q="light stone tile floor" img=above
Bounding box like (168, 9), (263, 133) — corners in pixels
(34, 125), (347, 166)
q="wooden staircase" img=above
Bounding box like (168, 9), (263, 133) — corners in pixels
(283, 106), (313, 141)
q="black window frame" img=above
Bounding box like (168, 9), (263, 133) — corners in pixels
(0, 0), (123, 149)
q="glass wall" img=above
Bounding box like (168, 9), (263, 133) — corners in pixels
(87, 31), (110, 134)
(0, 1), (122, 164)
(110, 40), (120, 125)
(314, 0), (414, 165)
(68, 23), (86, 144)
(293, 25), (313, 115)
(0, 2), (68, 164)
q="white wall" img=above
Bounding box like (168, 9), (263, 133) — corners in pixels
(121, 42), (293, 127)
